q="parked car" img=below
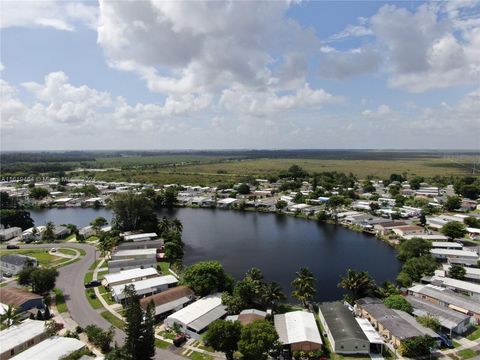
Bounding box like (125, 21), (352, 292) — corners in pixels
(173, 333), (187, 347)
(3, 272), (13, 278)
(438, 333), (454, 348)
(6, 245), (20, 249)
(84, 280), (101, 288)
(50, 248), (57, 252)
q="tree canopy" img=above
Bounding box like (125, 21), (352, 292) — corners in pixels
(182, 261), (234, 296)
(109, 192), (159, 233)
(204, 320), (242, 360)
(384, 295), (413, 313)
(238, 320), (279, 360)
(397, 238), (432, 262)
(338, 269), (376, 303)
(441, 221), (467, 240)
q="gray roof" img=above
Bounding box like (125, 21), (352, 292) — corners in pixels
(116, 240), (164, 250)
(358, 300), (431, 340)
(187, 305), (227, 332)
(406, 296), (470, 330)
(0, 254), (37, 267)
(319, 302), (368, 342)
(408, 284), (480, 314)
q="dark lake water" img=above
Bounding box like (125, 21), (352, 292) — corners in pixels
(30, 207), (401, 301)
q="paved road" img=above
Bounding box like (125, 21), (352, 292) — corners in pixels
(1, 243), (184, 359)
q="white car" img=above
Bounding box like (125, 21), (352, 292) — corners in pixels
(50, 248), (57, 252)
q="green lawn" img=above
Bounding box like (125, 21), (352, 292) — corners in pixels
(57, 248), (78, 257)
(466, 326), (480, 341)
(54, 288), (68, 313)
(88, 259), (103, 271)
(453, 340), (462, 348)
(159, 262), (171, 275)
(457, 348), (478, 359)
(158, 330), (176, 340)
(155, 339), (171, 349)
(100, 311), (124, 329)
(0, 249), (63, 267)
(188, 352), (213, 360)
(85, 289), (103, 309)
(84, 272), (93, 284)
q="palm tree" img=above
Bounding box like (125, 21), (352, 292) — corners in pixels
(42, 221), (55, 240)
(291, 267), (316, 307)
(171, 218), (183, 234)
(158, 217), (171, 236)
(338, 269), (376, 303)
(245, 267), (264, 297)
(0, 305), (20, 328)
(262, 282), (286, 311)
(98, 236), (116, 258)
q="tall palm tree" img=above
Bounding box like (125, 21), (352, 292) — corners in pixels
(245, 267), (264, 296)
(158, 217), (171, 236)
(338, 269), (376, 303)
(171, 218), (183, 234)
(42, 221), (55, 240)
(262, 282), (286, 311)
(0, 305), (20, 328)
(291, 267), (316, 307)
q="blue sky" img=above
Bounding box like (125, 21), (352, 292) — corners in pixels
(1, 0), (479, 150)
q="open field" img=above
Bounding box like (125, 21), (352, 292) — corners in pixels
(85, 156), (478, 185)
(2, 150), (478, 185)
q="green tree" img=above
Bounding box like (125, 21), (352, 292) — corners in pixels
(29, 187), (50, 199)
(90, 217), (108, 234)
(109, 192), (159, 233)
(245, 267), (264, 295)
(291, 267), (316, 307)
(396, 271), (413, 287)
(238, 320), (279, 360)
(0, 305), (21, 327)
(384, 295), (413, 313)
(42, 221), (56, 241)
(123, 285), (155, 360)
(397, 238), (432, 262)
(375, 281), (400, 299)
(441, 221), (467, 240)
(182, 261), (234, 296)
(30, 268), (59, 294)
(275, 200), (287, 210)
(401, 256), (437, 283)
(0, 209), (34, 230)
(400, 336), (436, 357)
(369, 202), (380, 213)
(448, 264), (466, 280)
(326, 196), (346, 223)
(237, 183), (250, 195)
(464, 216), (480, 228)
(85, 325), (115, 353)
(164, 241), (184, 263)
(204, 320), (242, 360)
(416, 315), (441, 331)
(338, 269), (376, 303)
(444, 196), (461, 211)
(261, 282), (286, 311)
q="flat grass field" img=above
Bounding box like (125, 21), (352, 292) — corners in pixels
(86, 156), (478, 185)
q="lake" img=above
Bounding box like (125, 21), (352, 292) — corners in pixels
(30, 207), (401, 301)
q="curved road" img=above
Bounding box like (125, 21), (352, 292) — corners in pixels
(1, 243), (183, 360)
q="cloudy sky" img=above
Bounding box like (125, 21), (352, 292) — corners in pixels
(1, 0), (479, 150)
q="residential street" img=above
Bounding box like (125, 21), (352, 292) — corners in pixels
(1, 243), (184, 360)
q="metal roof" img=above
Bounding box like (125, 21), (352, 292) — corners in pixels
(103, 267), (158, 285)
(124, 233), (158, 241)
(167, 293), (226, 330)
(275, 311), (323, 346)
(10, 336), (85, 360)
(319, 302), (368, 343)
(355, 317), (384, 344)
(406, 296), (470, 330)
(0, 319), (45, 351)
(111, 275), (178, 299)
(408, 284), (480, 313)
(188, 305), (228, 332)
